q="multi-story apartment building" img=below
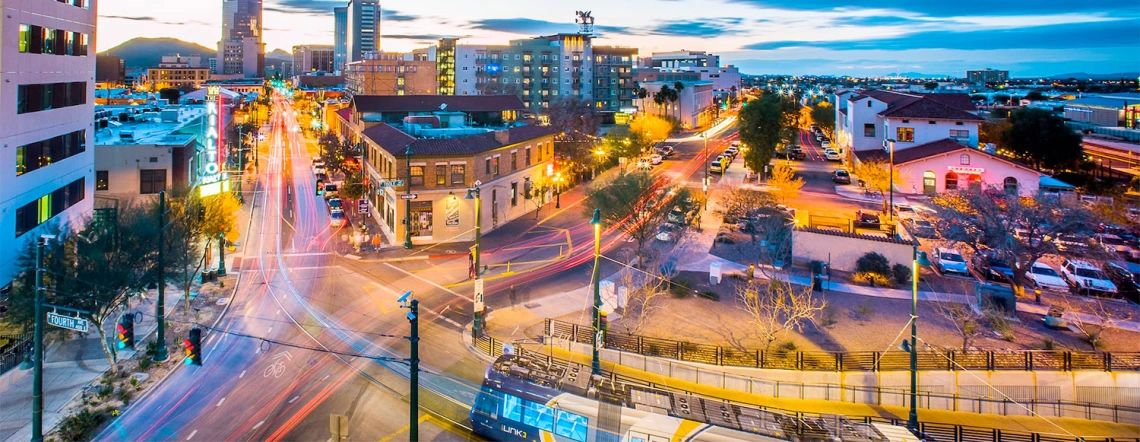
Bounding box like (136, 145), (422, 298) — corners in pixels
(147, 61), (211, 90)
(346, 0), (380, 63)
(333, 7), (348, 73)
(966, 68), (1009, 84)
(344, 52), (436, 96)
(346, 95), (553, 245)
(1, 0), (97, 288)
(436, 38), (458, 95)
(218, 0), (264, 77)
(292, 44), (335, 76)
(592, 46), (638, 112)
(640, 50), (718, 69)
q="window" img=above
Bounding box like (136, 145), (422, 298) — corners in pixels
(139, 169), (166, 194)
(525, 147), (531, 165)
(523, 400), (555, 431)
(863, 124), (875, 137)
(485, 158), (491, 174)
(15, 130), (86, 176)
(950, 130), (970, 141)
(435, 165), (447, 186)
(95, 171), (108, 190)
(511, 152), (517, 171)
(1004, 177), (1019, 194)
(959, 154), (970, 165)
(15, 178), (85, 237)
(409, 166), (425, 186)
(867, 100), (872, 107)
(555, 410), (588, 442)
(17, 82), (85, 114)
(511, 182), (518, 206)
(502, 394), (523, 421)
(896, 127), (914, 142)
(492, 157), (500, 176)
(945, 172), (958, 191)
(929, 120), (936, 124)
(450, 165), (465, 185)
(17, 25), (87, 56)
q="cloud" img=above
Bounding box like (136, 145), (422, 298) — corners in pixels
(265, 0), (342, 15)
(100, 15), (207, 26)
(645, 18), (746, 37)
(727, 0), (1135, 16)
(743, 19), (1140, 51)
(385, 34), (467, 41)
(382, 11), (420, 22)
(467, 18), (622, 35)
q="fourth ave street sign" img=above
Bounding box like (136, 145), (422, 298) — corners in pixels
(47, 312), (89, 332)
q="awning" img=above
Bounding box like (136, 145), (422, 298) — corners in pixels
(1039, 175), (1075, 190)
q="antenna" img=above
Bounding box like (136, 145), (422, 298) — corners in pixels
(575, 11), (595, 35)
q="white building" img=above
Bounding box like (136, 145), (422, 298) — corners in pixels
(292, 44), (335, 76)
(93, 106), (207, 202)
(0, 0), (97, 288)
(852, 139), (1045, 196)
(639, 81), (714, 129)
(835, 89), (981, 155)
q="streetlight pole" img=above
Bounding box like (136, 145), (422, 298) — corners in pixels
(589, 209), (603, 376)
(555, 173), (563, 209)
(404, 144), (414, 249)
(404, 297), (420, 441)
(887, 139), (896, 220)
(907, 246), (931, 432)
(155, 191), (169, 362)
(30, 235), (51, 442)
(703, 132), (709, 210)
(466, 185), (483, 337)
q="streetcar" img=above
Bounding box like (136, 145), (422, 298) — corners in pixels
(471, 354), (900, 442)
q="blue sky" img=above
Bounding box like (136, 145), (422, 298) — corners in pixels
(97, 0), (1140, 77)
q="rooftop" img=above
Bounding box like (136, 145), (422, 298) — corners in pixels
(94, 105), (204, 146)
(361, 123), (555, 157)
(853, 90), (982, 121)
(1065, 94), (1140, 109)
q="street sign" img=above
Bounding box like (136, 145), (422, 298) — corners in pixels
(474, 278), (485, 313)
(47, 312), (89, 332)
(377, 180), (404, 188)
(399, 194), (419, 200)
(358, 199), (369, 213)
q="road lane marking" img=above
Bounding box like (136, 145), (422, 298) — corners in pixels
(321, 375), (330, 381)
(252, 420), (264, 430)
(267, 327), (273, 334)
(288, 395), (299, 404)
(216, 397), (226, 407)
(186, 430), (198, 440)
(378, 416), (430, 442)
(239, 370), (246, 378)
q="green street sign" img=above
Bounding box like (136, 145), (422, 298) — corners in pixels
(47, 312), (89, 332)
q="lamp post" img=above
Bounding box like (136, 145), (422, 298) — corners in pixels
(29, 235), (51, 442)
(465, 184), (483, 337)
(887, 138), (896, 220)
(589, 209), (603, 376)
(554, 173), (563, 209)
(703, 132), (709, 209)
(905, 246), (932, 432)
(404, 144), (414, 249)
(593, 148), (604, 180)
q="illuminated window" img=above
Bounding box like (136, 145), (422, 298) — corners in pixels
(435, 165), (447, 186)
(410, 166), (424, 186)
(896, 127), (914, 142)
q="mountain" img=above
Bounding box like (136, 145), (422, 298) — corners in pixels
(267, 49), (291, 61)
(99, 37), (215, 69)
(1045, 72), (1140, 80)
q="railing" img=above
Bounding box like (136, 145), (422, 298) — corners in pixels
(471, 334), (1140, 440)
(546, 319), (1140, 372)
(0, 333), (31, 375)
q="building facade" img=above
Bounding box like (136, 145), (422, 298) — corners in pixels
(147, 66), (211, 90)
(1, 0), (97, 287)
(640, 50), (718, 69)
(345, 52), (437, 96)
(853, 140), (1043, 196)
(218, 0), (264, 77)
(95, 55), (125, 85)
(292, 44), (335, 76)
(639, 81), (714, 129)
(93, 111), (200, 201)
(346, 0), (380, 63)
(436, 38), (457, 95)
(1063, 93), (1140, 128)
(592, 46), (637, 112)
(836, 89), (981, 155)
(966, 68), (1009, 84)
(333, 6), (348, 73)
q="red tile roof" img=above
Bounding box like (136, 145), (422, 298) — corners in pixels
(335, 107), (352, 123)
(853, 139), (1038, 176)
(850, 89), (981, 121)
(361, 123), (556, 157)
(352, 95), (526, 113)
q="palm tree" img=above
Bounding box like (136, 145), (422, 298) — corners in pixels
(671, 81), (684, 123)
(654, 85), (672, 117)
(635, 84), (649, 113)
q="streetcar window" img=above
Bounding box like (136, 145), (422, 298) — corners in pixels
(474, 387), (501, 418)
(502, 394), (523, 422)
(555, 410), (588, 442)
(523, 401), (555, 432)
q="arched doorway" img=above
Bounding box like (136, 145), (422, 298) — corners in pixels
(944, 172), (958, 191)
(923, 171), (936, 195)
(967, 174), (983, 193)
(1004, 177), (1019, 194)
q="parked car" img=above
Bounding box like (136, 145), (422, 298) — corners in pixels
(650, 153), (664, 165)
(853, 210), (880, 229)
(725, 146), (739, 156)
(971, 250), (1014, 283)
(731, 140), (741, 147)
(1060, 258), (1118, 295)
(329, 209), (347, 227)
(833, 169), (851, 184)
(323, 183), (339, 199)
(910, 219), (937, 238)
(312, 160), (326, 175)
(1055, 233), (1090, 254)
(821, 140), (832, 149)
(824, 149), (841, 161)
(1097, 234), (1139, 260)
(709, 159), (724, 174)
(1104, 261), (1140, 301)
(656, 145), (675, 157)
(328, 197), (343, 210)
(1028, 261), (1069, 292)
(933, 247), (968, 275)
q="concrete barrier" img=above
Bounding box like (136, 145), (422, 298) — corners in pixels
(793, 227), (915, 272)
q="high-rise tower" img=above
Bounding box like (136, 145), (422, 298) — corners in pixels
(346, 0), (380, 62)
(219, 0), (264, 77)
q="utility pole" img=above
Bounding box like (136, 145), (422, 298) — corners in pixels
(703, 132), (709, 210)
(31, 235), (50, 442)
(404, 144), (414, 249)
(407, 299), (420, 441)
(887, 139), (896, 221)
(589, 209), (602, 376)
(155, 191), (169, 361)
(467, 185), (483, 337)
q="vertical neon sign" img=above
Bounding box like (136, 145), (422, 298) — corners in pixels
(200, 86), (229, 197)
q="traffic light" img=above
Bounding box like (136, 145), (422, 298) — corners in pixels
(184, 327), (202, 366)
(468, 248), (476, 280)
(316, 180), (324, 196)
(599, 310), (609, 334)
(116, 314), (134, 350)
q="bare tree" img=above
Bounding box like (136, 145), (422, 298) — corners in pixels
(932, 189), (1095, 299)
(1057, 296), (1130, 350)
(736, 278), (826, 351)
(719, 188), (774, 225)
(612, 268), (668, 336)
(933, 301), (983, 353)
(587, 171), (691, 268)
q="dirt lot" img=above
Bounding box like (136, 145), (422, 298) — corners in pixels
(554, 270), (1140, 354)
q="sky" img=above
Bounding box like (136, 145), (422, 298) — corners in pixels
(96, 0), (1140, 77)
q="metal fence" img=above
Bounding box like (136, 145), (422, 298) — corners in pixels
(471, 333), (1140, 442)
(0, 333), (30, 375)
(546, 319), (1140, 372)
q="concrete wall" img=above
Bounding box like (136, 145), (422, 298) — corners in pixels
(792, 228), (915, 272)
(884, 118), (979, 150)
(895, 150), (1042, 196)
(551, 339), (1140, 424)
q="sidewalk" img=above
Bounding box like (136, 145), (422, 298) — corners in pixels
(834, 184), (911, 205)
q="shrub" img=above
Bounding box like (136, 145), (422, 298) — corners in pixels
(985, 309), (1015, 342)
(892, 264), (911, 285)
(670, 278), (693, 298)
(853, 271), (893, 287)
(855, 252), (891, 275)
(57, 408), (108, 442)
(820, 304), (838, 328)
(96, 384), (114, 401)
(138, 358), (152, 371)
(117, 387), (133, 406)
(855, 299), (876, 322)
(698, 290), (719, 301)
